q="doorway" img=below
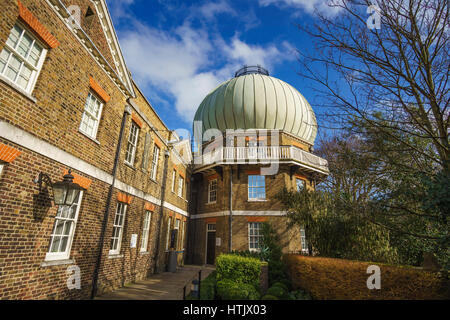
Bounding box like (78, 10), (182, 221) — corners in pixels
(206, 224), (216, 265)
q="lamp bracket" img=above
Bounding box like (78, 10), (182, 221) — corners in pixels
(34, 172), (54, 198)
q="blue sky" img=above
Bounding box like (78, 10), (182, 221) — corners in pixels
(106, 0), (343, 137)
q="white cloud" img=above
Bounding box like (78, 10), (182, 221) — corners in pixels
(119, 20), (294, 124)
(258, 0), (343, 16)
(198, 0), (237, 20)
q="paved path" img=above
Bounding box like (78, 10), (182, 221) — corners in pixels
(96, 265), (215, 300)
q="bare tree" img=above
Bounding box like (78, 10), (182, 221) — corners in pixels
(297, 0), (449, 172)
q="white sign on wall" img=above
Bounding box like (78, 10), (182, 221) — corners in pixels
(216, 237), (221, 247)
(130, 234), (138, 248)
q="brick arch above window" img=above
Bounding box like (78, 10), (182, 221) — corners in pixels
(17, 0), (59, 49)
(0, 143), (21, 163)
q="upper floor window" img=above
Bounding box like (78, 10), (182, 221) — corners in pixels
(110, 202), (127, 255)
(208, 179), (217, 203)
(150, 145), (160, 180)
(46, 191), (83, 261)
(248, 222), (263, 252)
(125, 122), (139, 165)
(248, 175), (266, 200)
(140, 211), (152, 252)
(178, 176), (184, 198)
(79, 92), (103, 139)
(0, 24), (47, 93)
(0, 162), (4, 178)
(296, 178), (305, 192)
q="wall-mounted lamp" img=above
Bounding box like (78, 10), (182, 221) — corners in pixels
(34, 169), (85, 206)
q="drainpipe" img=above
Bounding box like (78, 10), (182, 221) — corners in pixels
(229, 166), (233, 252)
(91, 104), (132, 299)
(153, 148), (171, 273)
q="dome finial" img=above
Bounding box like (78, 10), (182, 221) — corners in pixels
(234, 65), (269, 77)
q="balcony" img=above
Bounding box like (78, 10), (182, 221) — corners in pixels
(194, 146), (329, 176)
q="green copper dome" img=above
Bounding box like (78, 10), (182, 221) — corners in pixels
(193, 72), (318, 145)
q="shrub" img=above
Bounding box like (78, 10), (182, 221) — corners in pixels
(261, 295), (278, 300)
(200, 271), (217, 300)
(271, 282), (288, 292)
(285, 255), (450, 300)
(216, 254), (262, 289)
(216, 279), (260, 300)
(266, 286), (286, 299)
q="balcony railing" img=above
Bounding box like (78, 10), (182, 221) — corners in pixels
(194, 146), (329, 174)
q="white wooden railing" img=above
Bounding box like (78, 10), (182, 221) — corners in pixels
(194, 146), (329, 173)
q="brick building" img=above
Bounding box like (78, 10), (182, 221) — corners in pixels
(0, 0), (191, 299)
(0, 1), (328, 300)
(186, 66), (329, 265)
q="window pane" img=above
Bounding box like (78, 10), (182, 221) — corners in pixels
(17, 33), (33, 58)
(6, 55), (21, 81)
(6, 25), (22, 48)
(28, 43), (42, 67)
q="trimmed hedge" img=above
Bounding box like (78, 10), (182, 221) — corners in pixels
(285, 255), (450, 300)
(216, 254), (262, 289)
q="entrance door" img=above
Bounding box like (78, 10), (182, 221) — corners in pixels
(206, 224), (216, 265)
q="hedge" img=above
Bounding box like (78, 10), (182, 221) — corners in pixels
(284, 255), (449, 300)
(216, 254), (262, 289)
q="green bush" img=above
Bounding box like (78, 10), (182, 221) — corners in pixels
(266, 286), (286, 299)
(216, 279), (260, 300)
(200, 271), (217, 300)
(261, 295), (279, 300)
(216, 254), (262, 289)
(271, 281), (288, 292)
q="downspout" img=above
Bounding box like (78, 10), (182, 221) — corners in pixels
(229, 166), (233, 252)
(153, 148), (171, 273)
(91, 104), (132, 299)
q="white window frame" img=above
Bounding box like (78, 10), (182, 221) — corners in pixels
(248, 222), (263, 252)
(300, 228), (308, 253)
(171, 169), (176, 193)
(174, 219), (181, 249)
(45, 191), (84, 261)
(79, 91), (104, 139)
(208, 179), (217, 204)
(125, 122), (139, 166)
(248, 175), (266, 200)
(0, 23), (47, 94)
(140, 211), (152, 252)
(110, 202), (127, 255)
(150, 145), (160, 181)
(165, 216), (172, 251)
(178, 175), (184, 198)
(0, 162), (4, 177)
(296, 178), (306, 192)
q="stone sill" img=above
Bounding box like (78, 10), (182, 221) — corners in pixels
(41, 259), (75, 267)
(108, 254), (124, 259)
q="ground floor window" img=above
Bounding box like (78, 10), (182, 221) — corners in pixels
(165, 217), (172, 251)
(46, 191), (83, 261)
(110, 202), (127, 255)
(300, 228), (308, 252)
(248, 222), (263, 251)
(140, 211), (152, 252)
